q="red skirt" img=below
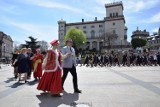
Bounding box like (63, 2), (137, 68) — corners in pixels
(37, 68), (62, 94)
(34, 63), (42, 78)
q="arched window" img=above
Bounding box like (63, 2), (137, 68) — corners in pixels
(110, 13), (112, 17)
(113, 30), (116, 34)
(116, 12), (118, 17)
(113, 13), (115, 17)
(91, 30), (95, 38)
(99, 29), (103, 37)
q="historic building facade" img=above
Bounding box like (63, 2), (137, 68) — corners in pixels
(131, 27), (160, 51)
(37, 40), (49, 52)
(58, 1), (129, 51)
(147, 27), (160, 50)
(131, 27), (150, 40)
(0, 31), (13, 61)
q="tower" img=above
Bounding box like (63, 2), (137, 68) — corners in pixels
(104, 1), (127, 46)
(58, 19), (66, 48)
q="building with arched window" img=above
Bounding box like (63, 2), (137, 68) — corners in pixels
(0, 31), (13, 62)
(58, 1), (129, 51)
(147, 27), (160, 50)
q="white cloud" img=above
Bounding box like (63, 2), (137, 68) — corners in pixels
(124, 0), (159, 12)
(0, 1), (19, 15)
(149, 12), (160, 23)
(142, 12), (160, 23)
(93, 0), (116, 15)
(94, 6), (106, 14)
(95, 0), (112, 5)
(21, 0), (93, 17)
(152, 27), (159, 33)
(8, 20), (58, 42)
(94, 0), (159, 13)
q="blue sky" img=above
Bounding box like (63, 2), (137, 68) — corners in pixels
(0, 0), (160, 45)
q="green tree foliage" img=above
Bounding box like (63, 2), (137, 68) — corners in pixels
(131, 38), (147, 49)
(64, 27), (86, 48)
(21, 36), (40, 53)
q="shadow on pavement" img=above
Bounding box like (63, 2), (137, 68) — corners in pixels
(36, 90), (79, 107)
(27, 80), (39, 85)
(4, 77), (15, 83)
(8, 82), (25, 88)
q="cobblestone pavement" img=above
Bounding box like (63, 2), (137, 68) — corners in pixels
(0, 65), (160, 107)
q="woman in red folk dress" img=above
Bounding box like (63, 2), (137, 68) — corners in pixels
(32, 49), (43, 81)
(37, 40), (63, 97)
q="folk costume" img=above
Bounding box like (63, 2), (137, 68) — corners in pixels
(37, 40), (62, 96)
(32, 50), (43, 80)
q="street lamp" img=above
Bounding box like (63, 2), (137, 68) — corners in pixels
(108, 36), (111, 50)
(120, 37), (122, 51)
(101, 39), (104, 53)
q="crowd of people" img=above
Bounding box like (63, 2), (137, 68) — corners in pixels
(11, 39), (81, 97)
(77, 51), (160, 67)
(10, 38), (160, 97)
(12, 48), (43, 83)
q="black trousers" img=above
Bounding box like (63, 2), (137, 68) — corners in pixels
(62, 65), (78, 91)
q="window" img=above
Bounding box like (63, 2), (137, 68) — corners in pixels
(83, 26), (86, 29)
(110, 13), (112, 17)
(91, 25), (95, 28)
(113, 13), (115, 17)
(116, 12), (118, 17)
(91, 30), (95, 38)
(83, 31), (87, 34)
(99, 25), (103, 27)
(113, 30), (116, 34)
(99, 30), (103, 37)
(113, 22), (115, 26)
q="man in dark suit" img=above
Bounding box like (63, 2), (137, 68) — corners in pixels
(61, 39), (81, 93)
(27, 48), (34, 79)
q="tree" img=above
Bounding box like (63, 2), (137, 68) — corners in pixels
(21, 36), (40, 53)
(101, 32), (118, 50)
(131, 38), (147, 49)
(64, 27), (86, 54)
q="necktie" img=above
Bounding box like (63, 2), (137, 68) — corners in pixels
(70, 47), (72, 52)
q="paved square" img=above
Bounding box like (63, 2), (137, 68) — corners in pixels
(0, 65), (160, 107)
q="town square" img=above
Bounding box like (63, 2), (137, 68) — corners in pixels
(0, 0), (160, 107)
(0, 65), (160, 107)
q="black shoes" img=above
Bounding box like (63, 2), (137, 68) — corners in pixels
(51, 94), (62, 97)
(25, 80), (28, 83)
(74, 89), (82, 93)
(62, 87), (82, 93)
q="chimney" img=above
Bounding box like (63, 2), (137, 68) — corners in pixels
(82, 18), (84, 22)
(95, 17), (97, 21)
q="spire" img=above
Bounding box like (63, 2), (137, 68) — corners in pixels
(137, 26), (139, 30)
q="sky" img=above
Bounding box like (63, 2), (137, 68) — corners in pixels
(0, 0), (160, 45)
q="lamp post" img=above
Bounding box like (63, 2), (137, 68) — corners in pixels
(120, 37), (122, 51)
(101, 39), (104, 53)
(108, 36), (111, 50)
